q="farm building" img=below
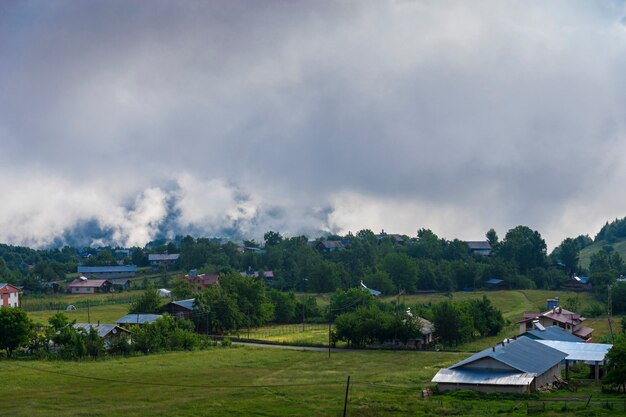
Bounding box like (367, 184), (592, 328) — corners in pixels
(116, 314), (162, 326)
(77, 265), (137, 279)
(0, 282), (21, 307)
(148, 253), (179, 271)
(518, 306), (593, 341)
(111, 279), (131, 291)
(68, 278), (112, 294)
(432, 337), (566, 393)
(73, 323), (131, 347)
(164, 298), (196, 320)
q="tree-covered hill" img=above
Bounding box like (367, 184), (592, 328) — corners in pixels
(579, 217), (626, 269)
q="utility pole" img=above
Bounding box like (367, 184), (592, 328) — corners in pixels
(608, 285), (615, 343)
(87, 300), (91, 324)
(343, 376), (351, 417)
(302, 300), (305, 332)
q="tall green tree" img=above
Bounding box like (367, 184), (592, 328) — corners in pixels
(554, 237), (580, 275)
(129, 287), (163, 314)
(497, 225), (547, 273)
(0, 308), (33, 357)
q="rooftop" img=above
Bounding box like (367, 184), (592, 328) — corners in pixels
(116, 314), (162, 325)
(451, 337), (567, 375)
(77, 265), (137, 273)
(73, 323), (130, 338)
(536, 340), (612, 363)
(523, 325), (583, 343)
(68, 279), (110, 288)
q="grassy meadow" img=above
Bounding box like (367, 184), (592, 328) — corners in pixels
(4, 289), (625, 416)
(3, 346), (624, 417)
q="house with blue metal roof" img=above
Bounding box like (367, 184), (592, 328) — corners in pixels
(521, 325), (583, 343)
(164, 298), (196, 320)
(432, 337), (566, 393)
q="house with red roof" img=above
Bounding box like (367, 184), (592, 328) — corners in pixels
(518, 306), (593, 341)
(184, 270), (220, 292)
(0, 283), (21, 307)
(67, 277), (113, 294)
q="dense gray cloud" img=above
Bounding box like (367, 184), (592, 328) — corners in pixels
(1, 0), (626, 248)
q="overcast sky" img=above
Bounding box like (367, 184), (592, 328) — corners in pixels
(2, 0), (626, 249)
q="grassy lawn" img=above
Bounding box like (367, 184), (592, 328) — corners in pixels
(26, 303), (133, 326)
(2, 346), (623, 417)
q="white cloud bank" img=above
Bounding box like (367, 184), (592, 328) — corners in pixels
(2, 0), (626, 248)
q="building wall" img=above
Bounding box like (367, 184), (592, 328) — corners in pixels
(83, 271), (136, 279)
(437, 383), (528, 394)
(533, 363), (562, 390)
(2, 291), (20, 307)
(71, 287), (96, 294)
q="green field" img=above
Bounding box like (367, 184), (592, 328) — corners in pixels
(3, 346), (625, 416)
(26, 303), (133, 325)
(4, 289), (626, 416)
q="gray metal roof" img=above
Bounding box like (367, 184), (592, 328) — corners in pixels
(451, 337), (567, 374)
(536, 340), (612, 363)
(78, 265), (137, 273)
(148, 254), (180, 261)
(116, 314), (162, 325)
(73, 323), (130, 338)
(523, 325), (583, 342)
(171, 298), (195, 310)
(432, 368), (536, 386)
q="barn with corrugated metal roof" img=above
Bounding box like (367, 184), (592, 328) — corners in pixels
(432, 337), (566, 393)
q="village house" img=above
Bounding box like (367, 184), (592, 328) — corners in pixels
(415, 317), (435, 349)
(0, 282), (21, 307)
(110, 279), (131, 291)
(518, 304), (593, 341)
(241, 269), (274, 285)
(561, 276), (592, 291)
(73, 323), (131, 348)
(315, 240), (346, 252)
(164, 298), (195, 320)
(520, 324), (584, 343)
(184, 270), (220, 291)
(432, 337), (566, 393)
(466, 241), (492, 256)
(77, 265), (137, 279)
(67, 278), (112, 294)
